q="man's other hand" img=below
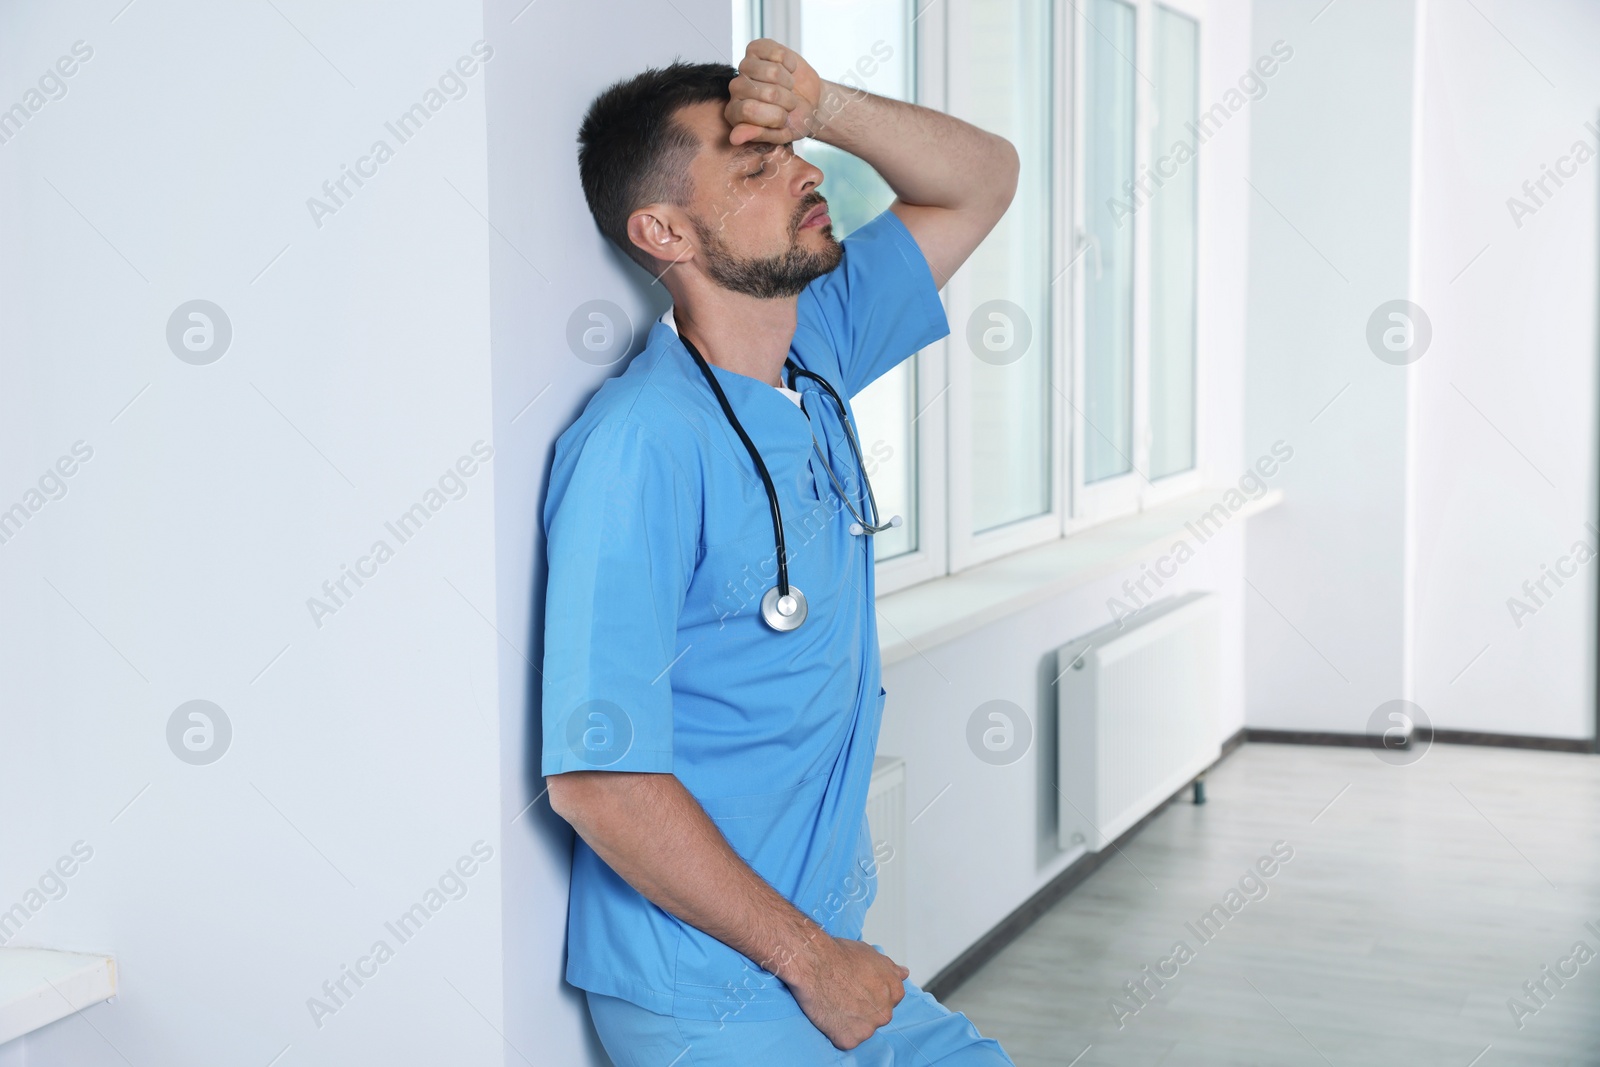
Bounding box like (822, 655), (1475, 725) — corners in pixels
(788, 935), (911, 1050)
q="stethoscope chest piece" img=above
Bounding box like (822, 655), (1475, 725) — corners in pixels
(760, 584), (808, 631)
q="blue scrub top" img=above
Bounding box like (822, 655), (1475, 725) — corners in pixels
(541, 208), (949, 1022)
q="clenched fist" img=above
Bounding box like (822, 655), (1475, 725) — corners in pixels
(788, 935), (911, 1050)
(726, 39), (825, 146)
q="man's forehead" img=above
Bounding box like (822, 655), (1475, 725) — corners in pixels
(677, 100), (770, 165)
(677, 99), (732, 141)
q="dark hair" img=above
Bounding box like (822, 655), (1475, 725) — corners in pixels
(577, 61), (737, 271)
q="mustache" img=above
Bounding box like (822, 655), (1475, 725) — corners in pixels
(792, 193), (829, 234)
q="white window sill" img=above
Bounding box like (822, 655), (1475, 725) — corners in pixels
(876, 486), (1285, 666)
(0, 948), (117, 1044)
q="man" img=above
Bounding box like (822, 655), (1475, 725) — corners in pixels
(542, 38), (1018, 1064)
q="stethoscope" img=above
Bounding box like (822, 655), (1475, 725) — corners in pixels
(678, 332), (900, 632)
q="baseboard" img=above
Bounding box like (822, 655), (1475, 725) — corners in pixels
(1244, 726), (1596, 754)
(1242, 728), (1377, 748)
(923, 726), (1245, 1002)
(922, 723), (1592, 1000)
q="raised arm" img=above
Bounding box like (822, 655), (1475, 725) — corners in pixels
(726, 38), (1019, 287)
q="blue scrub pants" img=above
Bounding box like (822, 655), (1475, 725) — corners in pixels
(585, 960), (1014, 1066)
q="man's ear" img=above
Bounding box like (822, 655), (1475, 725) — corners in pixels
(627, 207), (693, 270)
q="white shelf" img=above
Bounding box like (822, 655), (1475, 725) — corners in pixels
(876, 486), (1285, 665)
(0, 949), (117, 1045)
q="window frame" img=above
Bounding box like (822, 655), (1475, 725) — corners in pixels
(872, 0), (948, 594)
(943, 0), (1066, 573)
(1144, 0), (1208, 502)
(1069, 0), (1209, 534)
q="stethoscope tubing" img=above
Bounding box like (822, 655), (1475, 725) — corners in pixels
(785, 364), (893, 536)
(678, 334), (794, 598)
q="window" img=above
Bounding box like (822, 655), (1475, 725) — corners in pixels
(732, 0), (1206, 594)
(946, 0), (1055, 570)
(1072, 0), (1204, 524)
(1150, 5), (1199, 480)
(798, 0), (920, 564)
(1081, 0), (1137, 489)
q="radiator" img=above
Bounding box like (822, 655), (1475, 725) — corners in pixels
(1056, 591), (1220, 853)
(860, 755), (907, 964)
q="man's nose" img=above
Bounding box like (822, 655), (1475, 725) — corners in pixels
(790, 152), (824, 193)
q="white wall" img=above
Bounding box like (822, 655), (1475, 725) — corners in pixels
(1409, 0), (1599, 740)
(1244, 0), (1598, 743)
(485, 1), (733, 1065)
(880, 0), (1258, 983)
(0, 2), (504, 1064)
(1243, 0), (1419, 733)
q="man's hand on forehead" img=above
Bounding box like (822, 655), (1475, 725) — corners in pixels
(725, 38), (822, 146)
(722, 32), (1018, 289)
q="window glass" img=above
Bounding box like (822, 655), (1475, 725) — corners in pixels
(1150, 6), (1198, 479)
(1083, 0), (1136, 484)
(961, 0), (1052, 533)
(732, 0), (757, 62)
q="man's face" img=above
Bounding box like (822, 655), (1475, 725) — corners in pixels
(674, 100), (843, 298)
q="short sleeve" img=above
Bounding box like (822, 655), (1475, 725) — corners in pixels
(800, 207), (950, 398)
(540, 418), (698, 777)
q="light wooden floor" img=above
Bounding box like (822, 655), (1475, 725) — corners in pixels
(944, 741), (1600, 1067)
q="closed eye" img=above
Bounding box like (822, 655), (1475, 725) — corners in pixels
(734, 144), (785, 179)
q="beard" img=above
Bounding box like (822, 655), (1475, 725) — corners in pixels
(691, 194), (843, 299)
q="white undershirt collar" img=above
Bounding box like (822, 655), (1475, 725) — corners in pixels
(661, 308), (801, 406)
